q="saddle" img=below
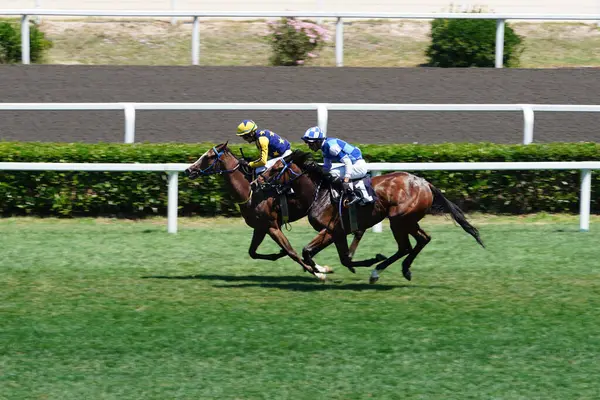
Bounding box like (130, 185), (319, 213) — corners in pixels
(331, 175), (377, 207)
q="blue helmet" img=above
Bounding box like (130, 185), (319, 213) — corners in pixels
(302, 126), (326, 142)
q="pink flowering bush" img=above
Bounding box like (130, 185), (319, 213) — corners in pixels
(266, 18), (330, 66)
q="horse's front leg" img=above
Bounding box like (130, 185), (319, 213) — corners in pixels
(301, 229), (336, 274)
(347, 230), (365, 260)
(333, 232), (387, 273)
(267, 226), (326, 281)
(248, 228), (287, 261)
(347, 230), (386, 262)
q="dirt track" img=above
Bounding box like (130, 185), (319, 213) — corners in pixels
(1, 66), (599, 145)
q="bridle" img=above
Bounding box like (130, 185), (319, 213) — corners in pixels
(197, 146), (240, 176)
(253, 159), (304, 194)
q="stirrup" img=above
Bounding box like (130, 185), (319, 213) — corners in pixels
(344, 196), (360, 207)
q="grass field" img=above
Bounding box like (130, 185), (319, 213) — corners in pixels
(37, 19), (600, 68)
(1, 215), (600, 399)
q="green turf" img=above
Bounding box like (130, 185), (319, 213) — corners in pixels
(1, 216), (599, 399)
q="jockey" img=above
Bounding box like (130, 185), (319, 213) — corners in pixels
(236, 120), (292, 174)
(301, 126), (372, 204)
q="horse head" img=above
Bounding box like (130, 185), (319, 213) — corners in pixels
(184, 141), (239, 179)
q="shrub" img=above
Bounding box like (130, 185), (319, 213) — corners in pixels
(425, 11), (523, 68)
(0, 19), (53, 64)
(1, 142), (599, 217)
(266, 17), (330, 66)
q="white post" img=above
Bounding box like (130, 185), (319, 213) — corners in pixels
(34, 0), (41, 23)
(171, 0), (177, 25)
(317, 104), (328, 134)
(123, 103), (136, 143)
(316, 0), (323, 24)
(168, 172), (179, 234)
(495, 19), (505, 68)
(335, 17), (344, 67)
(580, 169), (592, 232)
(522, 105), (534, 145)
(21, 15), (30, 65)
(371, 170), (382, 233)
(192, 16), (200, 65)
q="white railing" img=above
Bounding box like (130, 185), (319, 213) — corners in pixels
(2, 102), (600, 145)
(2, 9), (600, 67)
(0, 161), (596, 233)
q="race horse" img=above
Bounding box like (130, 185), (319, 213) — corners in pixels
(253, 150), (485, 283)
(184, 142), (369, 280)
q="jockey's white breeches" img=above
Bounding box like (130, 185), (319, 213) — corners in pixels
(328, 159), (368, 180)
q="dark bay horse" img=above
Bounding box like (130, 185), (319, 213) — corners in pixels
(184, 142), (367, 280)
(254, 151), (485, 284)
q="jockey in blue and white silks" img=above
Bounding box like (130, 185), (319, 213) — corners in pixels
(236, 120), (292, 174)
(301, 126), (368, 183)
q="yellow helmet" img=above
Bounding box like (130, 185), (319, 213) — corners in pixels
(236, 120), (258, 136)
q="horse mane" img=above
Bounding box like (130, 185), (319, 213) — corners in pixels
(284, 150), (325, 181)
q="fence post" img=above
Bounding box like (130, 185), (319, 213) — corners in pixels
(168, 172), (179, 234)
(171, 0), (177, 25)
(317, 104), (328, 134)
(21, 15), (30, 65)
(580, 169), (592, 232)
(335, 17), (344, 67)
(495, 19), (505, 68)
(192, 16), (200, 65)
(522, 105), (534, 144)
(371, 170), (382, 233)
(123, 103), (136, 143)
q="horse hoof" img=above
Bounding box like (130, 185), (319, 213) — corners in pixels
(315, 264), (334, 274)
(402, 269), (412, 281)
(315, 272), (327, 281)
(369, 276), (379, 284)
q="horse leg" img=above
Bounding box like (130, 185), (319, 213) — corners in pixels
(347, 230), (364, 260)
(267, 227), (326, 281)
(369, 218), (413, 284)
(347, 230), (387, 263)
(332, 233), (387, 274)
(301, 229), (336, 274)
(400, 225), (431, 281)
(248, 228), (287, 261)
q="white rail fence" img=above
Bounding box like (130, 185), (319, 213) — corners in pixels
(2, 9), (600, 67)
(2, 102), (600, 145)
(0, 161), (596, 233)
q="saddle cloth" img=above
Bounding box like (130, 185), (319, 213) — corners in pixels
(332, 175), (377, 206)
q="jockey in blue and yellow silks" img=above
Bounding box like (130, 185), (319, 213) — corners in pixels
(236, 120), (292, 174)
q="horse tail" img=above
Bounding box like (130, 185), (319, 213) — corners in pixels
(429, 184), (485, 248)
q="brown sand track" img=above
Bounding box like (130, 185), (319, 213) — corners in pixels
(1, 66), (599, 145)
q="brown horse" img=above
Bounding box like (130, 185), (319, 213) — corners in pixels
(184, 142), (368, 280)
(253, 150), (485, 284)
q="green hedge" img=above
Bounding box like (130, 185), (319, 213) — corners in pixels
(1, 142), (599, 217)
(0, 19), (53, 64)
(426, 17), (523, 68)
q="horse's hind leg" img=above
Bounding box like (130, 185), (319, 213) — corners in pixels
(369, 218), (413, 284)
(248, 228), (287, 261)
(267, 227), (325, 280)
(400, 224), (431, 281)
